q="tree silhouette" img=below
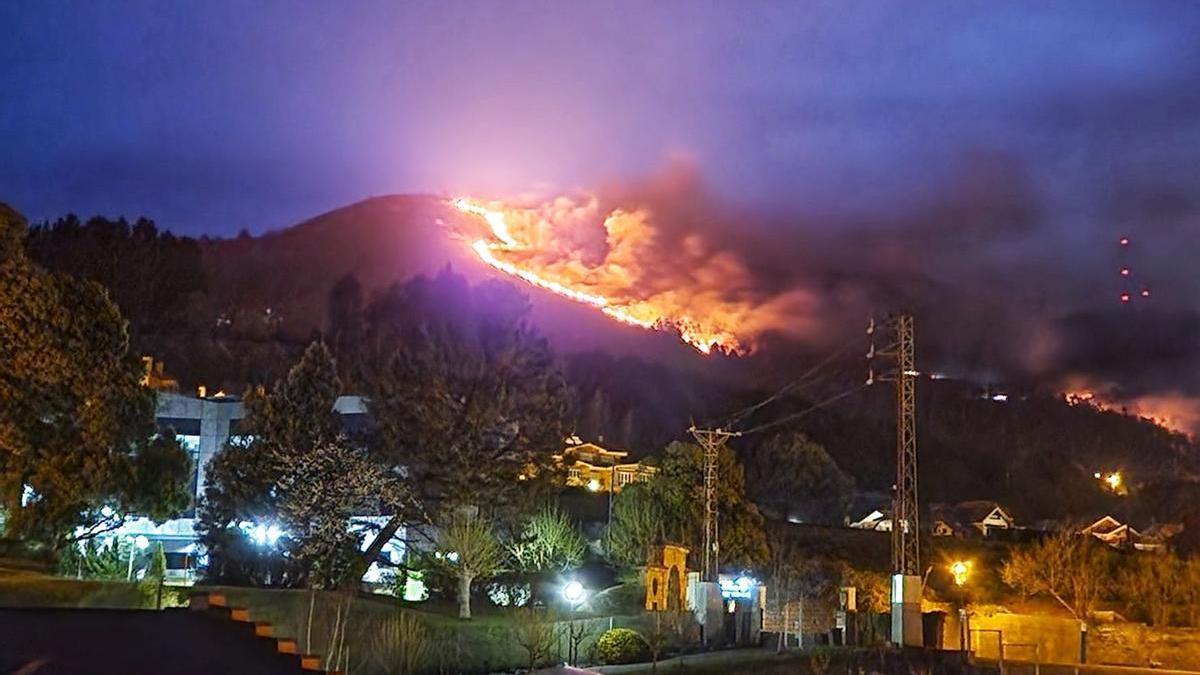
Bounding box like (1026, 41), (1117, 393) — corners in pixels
(361, 271), (571, 569)
(1, 204), (190, 547)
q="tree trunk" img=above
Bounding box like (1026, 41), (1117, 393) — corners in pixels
(798, 596), (805, 649)
(458, 573), (474, 619)
(351, 514), (404, 587)
(777, 601), (787, 654)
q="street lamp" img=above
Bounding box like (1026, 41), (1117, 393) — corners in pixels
(949, 560), (972, 656)
(562, 580), (586, 606)
(950, 560), (970, 587)
(561, 580), (588, 665)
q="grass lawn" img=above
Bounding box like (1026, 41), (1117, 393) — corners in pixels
(202, 585), (670, 674)
(203, 585), (605, 673)
(0, 563), (660, 674)
(0, 561), (143, 608)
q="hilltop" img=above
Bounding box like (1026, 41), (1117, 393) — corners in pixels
(21, 197), (1200, 527)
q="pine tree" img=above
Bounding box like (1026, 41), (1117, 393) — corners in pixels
(0, 203), (190, 547)
(360, 272), (571, 574)
(198, 342), (411, 587)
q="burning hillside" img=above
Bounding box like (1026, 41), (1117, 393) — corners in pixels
(1063, 375), (1200, 436)
(451, 195), (815, 354)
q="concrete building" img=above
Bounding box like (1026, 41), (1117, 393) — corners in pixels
(102, 391), (380, 583)
(154, 391), (369, 507)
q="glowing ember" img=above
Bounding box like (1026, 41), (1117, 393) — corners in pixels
(450, 196), (799, 354)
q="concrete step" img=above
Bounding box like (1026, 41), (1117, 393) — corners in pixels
(230, 607), (252, 622)
(300, 654), (323, 670)
(276, 638), (298, 655)
(188, 591), (229, 611)
(254, 622), (274, 638)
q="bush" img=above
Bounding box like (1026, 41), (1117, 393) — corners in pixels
(595, 627), (650, 665)
(371, 611), (431, 675)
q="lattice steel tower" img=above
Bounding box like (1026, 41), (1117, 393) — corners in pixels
(869, 314), (920, 576)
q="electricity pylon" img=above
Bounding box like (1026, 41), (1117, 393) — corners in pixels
(689, 426), (738, 582)
(868, 314), (920, 576)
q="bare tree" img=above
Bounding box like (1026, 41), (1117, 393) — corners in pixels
(1180, 558), (1200, 627)
(1121, 553), (1179, 627)
(512, 607), (557, 670)
(1002, 528), (1112, 621)
(436, 512), (506, 619)
(372, 610), (431, 674)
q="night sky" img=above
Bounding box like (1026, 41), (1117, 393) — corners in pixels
(4, 1), (1200, 411)
(4, 2), (1197, 233)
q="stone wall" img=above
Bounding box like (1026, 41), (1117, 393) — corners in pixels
(938, 611), (1083, 664)
(1091, 623), (1200, 670)
(935, 610), (1200, 670)
(762, 596), (836, 642)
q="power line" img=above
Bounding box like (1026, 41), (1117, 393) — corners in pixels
(733, 382), (868, 436)
(723, 341), (858, 427)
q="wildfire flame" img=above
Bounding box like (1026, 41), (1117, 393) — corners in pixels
(450, 196), (794, 354)
(1064, 376), (1200, 436)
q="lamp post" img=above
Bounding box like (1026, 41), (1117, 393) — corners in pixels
(950, 560), (971, 656)
(562, 580), (587, 665)
(607, 464), (615, 554)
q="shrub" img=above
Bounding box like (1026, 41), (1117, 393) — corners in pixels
(372, 611), (431, 675)
(486, 579), (532, 607)
(595, 627), (650, 665)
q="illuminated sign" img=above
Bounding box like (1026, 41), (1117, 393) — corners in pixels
(718, 574), (758, 599)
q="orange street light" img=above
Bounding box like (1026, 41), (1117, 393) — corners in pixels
(950, 560), (971, 587)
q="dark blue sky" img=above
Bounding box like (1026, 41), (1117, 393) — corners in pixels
(3, 0), (1199, 240)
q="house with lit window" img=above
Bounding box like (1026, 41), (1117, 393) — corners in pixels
(930, 501), (1016, 538)
(1080, 515), (1155, 550)
(1080, 516), (1184, 552)
(554, 439), (657, 493)
(848, 509), (893, 532)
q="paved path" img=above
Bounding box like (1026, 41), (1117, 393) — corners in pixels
(589, 647), (786, 674)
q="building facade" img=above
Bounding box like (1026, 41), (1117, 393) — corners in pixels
(98, 391), (385, 583)
(556, 441), (657, 493)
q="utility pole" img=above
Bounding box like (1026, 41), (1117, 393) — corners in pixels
(868, 313), (922, 646)
(689, 427), (737, 582)
(688, 426), (738, 645)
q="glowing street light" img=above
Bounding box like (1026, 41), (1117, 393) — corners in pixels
(561, 579), (589, 665)
(950, 560), (970, 587)
(562, 580), (586, 607)
(586, 478), (602, 492)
